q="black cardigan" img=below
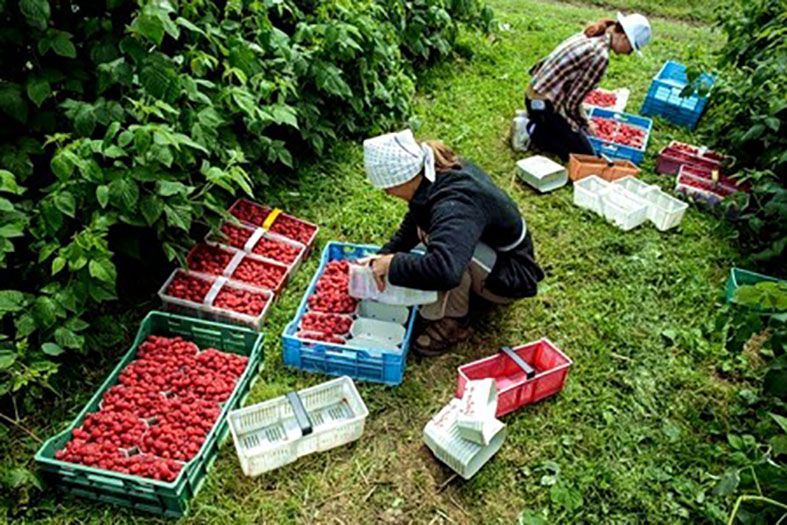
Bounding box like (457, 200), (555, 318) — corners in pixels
(381, 162), (545, 299)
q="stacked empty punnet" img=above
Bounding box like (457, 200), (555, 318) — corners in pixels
(158, 199), (319, 330)
(587, 108), (653, 165)
(34, 312), (264, 517)
(515, 155), (568, 193)
(228, 376), (368, 477)
(573, 176), (689, 231)
(282, 242), (418, 385)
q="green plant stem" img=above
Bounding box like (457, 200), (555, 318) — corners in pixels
(0, 413), (42, 444)
(727, 495), (787, 525)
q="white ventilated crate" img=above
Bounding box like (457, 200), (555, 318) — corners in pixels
(600, 185), (649, 231)
(612, 176), (657, 199)
(573, 175), (610, 215)
(158, 268), (274, 330)
(228, 376), (368, 477)
(423, 398), (506, 480)
(643, 190), (689, 231)
(516, 155), (568, 193)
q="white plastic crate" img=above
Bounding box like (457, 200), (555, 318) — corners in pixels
(612, 176), (657, 199)
(516, 155), (568, 193)
(423, 398), (506, 479)
(573, 175), (610, 215)
(600, 186), (649, 231)
(643, 190), (689, 231)
(158, 269), (274, 330)
(228, 376), (368, 477)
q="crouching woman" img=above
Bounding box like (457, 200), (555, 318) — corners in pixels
(362, 129), (545, 356)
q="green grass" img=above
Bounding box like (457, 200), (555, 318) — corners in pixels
(1, 1), (751, 523)
(563, 0), (726, 24)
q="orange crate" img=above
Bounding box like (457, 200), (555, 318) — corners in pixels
(568, 154), (640, 182)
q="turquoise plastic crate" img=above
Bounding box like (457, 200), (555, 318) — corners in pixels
(587, 108), (653, 165)
(34, 311), (264, 517)
(725, 267), (785, 313)
(282, 242), (416, 385)
(640, 60), (714, 130)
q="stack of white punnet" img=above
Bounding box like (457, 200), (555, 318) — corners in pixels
(423, 379), (506, 479)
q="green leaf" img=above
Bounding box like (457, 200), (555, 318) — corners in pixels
(771, 413), (787, 433)
(0, 197), (13, 212)
(51, 30), (77, 59)
(54, 327), (84, 350)
(0, 170), (23, 195)
(164, 204), (192, 232)
(134, 12), (165, 46)
(51, 256), (65, 275)
(20, 0), (50, 30)
(0, 82), (28, 123)
(26, 76), (51, 107)
(102, 145), (126, 159)
(0, 350), (16, 369)
(50, 153), (74, 179)
(271, 104), (299, 129)
(0, 290), (27, 313)
(156, 180), (190, 197)
(140, 195), (164, 225)
(0, 223), (23, 238)
(96, 185), (109, 208)
(771, 434), (787, 457)
(140, 54), (179, 102)
(88, 258), (117, 284)
(41, 342), (65, 357)
(549, 482), (583, 512)
(109, 177), (139, 210)
(54, 191), (76, 218)
(713, 470), (740, 496)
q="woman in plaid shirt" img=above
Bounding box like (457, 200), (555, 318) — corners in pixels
(525, 12), (652, 161)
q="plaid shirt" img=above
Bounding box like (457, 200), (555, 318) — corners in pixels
(529, 33), (610, 131)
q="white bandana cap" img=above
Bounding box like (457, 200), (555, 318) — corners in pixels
(363, 129), (436, 189)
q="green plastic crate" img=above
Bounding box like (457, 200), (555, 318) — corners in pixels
(34, 311), (264, 517)
(725, 268), (783, 305)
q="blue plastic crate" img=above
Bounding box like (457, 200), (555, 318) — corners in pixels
(587, 107), (653, 165)
(282, 242), (416, 385)
(640, 60), (714, 129)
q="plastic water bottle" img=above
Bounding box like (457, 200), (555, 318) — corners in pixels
(511, 110), (530, 152)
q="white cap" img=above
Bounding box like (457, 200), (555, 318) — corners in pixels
(617, 12), (652, 56)
(363, 129), (436, 189)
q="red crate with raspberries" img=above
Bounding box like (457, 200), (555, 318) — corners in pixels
(53, 335), (247, 480)
(675, 164), (748, 206)
(228, 199), (318, 253)
(656, 140), (734, 176)
(185, 243), (289, 295)
(206, 221), (306, 271)
(159, 269), (274, 330)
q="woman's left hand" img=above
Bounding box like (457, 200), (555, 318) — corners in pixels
(371, 254), (394, 292)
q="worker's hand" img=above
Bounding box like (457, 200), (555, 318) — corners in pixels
(356, 255), (379, 266)
(371, 254), (394, 292)
(586, 120), (597, 136)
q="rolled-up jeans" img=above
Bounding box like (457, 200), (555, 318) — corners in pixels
(415, 228), (514, 321)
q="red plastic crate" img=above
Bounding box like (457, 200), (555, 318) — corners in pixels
(655, 140), (732, 176)
(456, 339), (572, 417)
(227, 199), (319, 254)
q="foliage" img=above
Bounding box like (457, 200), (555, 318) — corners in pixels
(718, 282), (787, 524)
(704, 0), (787, 274)
(0, 0), (493, 412)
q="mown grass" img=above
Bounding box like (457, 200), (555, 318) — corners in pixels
(560, 0), (726, 24)
(1, 0), (752, 523)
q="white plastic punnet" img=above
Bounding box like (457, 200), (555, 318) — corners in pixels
(357, 300), (409, 325)
(348, 263), (437, 306)
(350, 318), (406, 347)
(423, 399), (506, 479)
(573, 175), (610, 215)
(456, 379), (501, 445)
(643, 189), (689, 231)
(600, 185), (649, 231)
(516, 155), (568, 193)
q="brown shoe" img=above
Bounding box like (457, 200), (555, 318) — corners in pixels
(412, 317), (472, 357)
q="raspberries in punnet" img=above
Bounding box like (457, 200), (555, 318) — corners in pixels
(306, 260), (357, 315)
(55, 335), (248, 481)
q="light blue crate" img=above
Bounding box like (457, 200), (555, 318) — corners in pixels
(640, 60), (714, 129)
(281, 242), (416, 385)
(588, 107), (653, 165)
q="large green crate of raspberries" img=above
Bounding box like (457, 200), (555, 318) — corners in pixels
(34, 311), (264, 517)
